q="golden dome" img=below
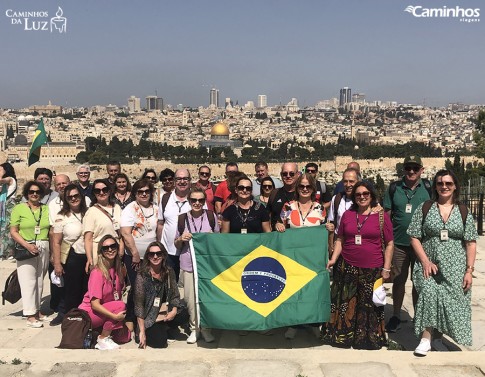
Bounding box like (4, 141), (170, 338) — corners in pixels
(210, 122), (229, 136)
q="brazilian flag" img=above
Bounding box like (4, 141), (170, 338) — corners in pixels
(28, 118), (48, 166)
(192, 226), (330, 330)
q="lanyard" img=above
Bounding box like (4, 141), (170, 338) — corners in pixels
(297, 202), (314, 224)
(189, 212), (205, 233)
(139, 204), (154, 219)
(28, 204), (43, 225)
(356, 211), (371, 234)
(237, 202), (252, 227)
(72, 212), (83, 223)
(403, 187), (418, 203)
(175, 200), (187, 213)
(437, 202), (454, 228)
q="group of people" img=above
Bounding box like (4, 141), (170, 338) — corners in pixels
(0, 157), (478, 355)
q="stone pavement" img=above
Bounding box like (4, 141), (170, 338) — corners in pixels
(1, 237), (485, 377)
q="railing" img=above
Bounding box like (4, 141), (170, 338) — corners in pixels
(462, 177), (485, 235)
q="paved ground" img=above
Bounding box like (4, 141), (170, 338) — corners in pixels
(1, 237), (485, 376)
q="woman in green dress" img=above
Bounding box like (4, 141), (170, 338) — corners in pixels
(408, 169), (478, 356)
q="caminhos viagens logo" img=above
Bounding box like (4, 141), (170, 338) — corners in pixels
(405, 5), (480, 22)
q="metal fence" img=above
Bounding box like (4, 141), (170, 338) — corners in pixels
(462, 177), (485, 235)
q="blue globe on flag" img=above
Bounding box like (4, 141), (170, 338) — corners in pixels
(241, 257), (286, 303)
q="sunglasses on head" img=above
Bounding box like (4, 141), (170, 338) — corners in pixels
(93, 187), (110, 195)
(436, 181), (454, 187)
(28, 189), (41, 195)
(189, 198), (205, 204)
(404, 165), (421, 172)
(137, 188), (151, 196)
(237, 185), (252, 192)
(281, 171), (296, 177)
(298, 184), (312, 190)
(67, 193), (80, 201)
(147, 251), (164, 258)
(101, 243), (118, 252)
(355, 191), (370, 198)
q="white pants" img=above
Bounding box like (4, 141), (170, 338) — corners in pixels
(16, 240), (49, 316)
(180, 269), (197, 331)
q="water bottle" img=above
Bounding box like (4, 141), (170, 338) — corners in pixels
(83, 329), (93, 349)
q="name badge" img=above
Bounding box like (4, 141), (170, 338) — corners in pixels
(241, 228), (247, 234)
(113, 221), (120, 231)
(440, 229), (449, 241)
(113, 291), (120, 301)
(146, 222), (152, 232)
(405, 204), (413, 214)
(34, 226), (41, 235)
(153, 297), (160, 307)
(355, 235), (362, 245)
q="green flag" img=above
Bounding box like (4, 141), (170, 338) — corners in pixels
(28, 118), (48, 166)
(192, 226), (330, 331)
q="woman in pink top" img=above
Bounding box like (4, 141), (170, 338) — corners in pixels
(323, 181), (394, 349)
(79, 235), (130, 350)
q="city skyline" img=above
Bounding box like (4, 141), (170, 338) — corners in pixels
(1, 0), (484, 109)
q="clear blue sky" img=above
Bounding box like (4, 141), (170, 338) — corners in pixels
(1, 0), (484, 108)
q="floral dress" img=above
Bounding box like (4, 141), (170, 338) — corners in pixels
(407, 202), (478, 345)
(0, 180), (16, 258)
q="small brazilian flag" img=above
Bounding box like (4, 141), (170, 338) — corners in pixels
(192, 226), (330, 330)
(28, 118), (48, 166)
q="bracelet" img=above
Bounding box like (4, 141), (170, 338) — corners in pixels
(466, 266), (474, 272)
(382, 268), (391, 272)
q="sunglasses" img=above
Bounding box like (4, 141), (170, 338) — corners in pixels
(281, 172), (296, 177)
(305, 169), (316, 174)
(147, 251), (164, 258)
(237, 185), (252, 192)
(262, 184), (273, 189)
(298, 184), (312, 191)
(162, 177), (174, 182)
(436, 181), (454, 188)
(199, 172), (210, 177)
(28, 190), (41, 195)
(101, 243), (118, 252)
(404, 165), (421, 172)
(146, 176), (157, 181)
(355, 191), (371, 198)
(93, 187), (110, 195)
(67, 194), (80, 201)
(189, 198), (205, 204)
(175, 177), (190, 182)
(137, 189), (151, 196)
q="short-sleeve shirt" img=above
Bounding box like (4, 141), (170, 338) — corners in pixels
(222, 201), (270, 233)
(280, 201), (326, 228)
(79, 268), (124, 311)
(175, 210), (220, 272)
(337, 209), (393, 268)
(214, 180), (231, 204)
(53, 212), (85, 254)
(10, 203), (50, 240)
(121, 201), (159, 259)
(267, 188), (297, 229)
(328, 194), (353, 234)
(82, 204), (122, 256)
(383, 177), (431, 247)
(48, 196), (91, 225)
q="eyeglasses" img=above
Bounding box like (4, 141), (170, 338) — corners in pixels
(77, 172), (90, 176)
(436, 181), (455, 188)
(237, 185), (252, 192)
(147, 251), (164, 259)
(298, 184), (312, 191)
(189, 198), (206, 204)
(404, 165), (421, 172)
(355, 191), (371, 198)
(281, 172), (296, 177)
(162, 177), (173, 182)
(175, 177), (190, 182)
(199, 172), (210, 177)
(101, 243), (118, 253)
(137, 189), (151, 196)
(28, 190), (41, 195)
(67, 194), (80, 201)
(262, 185), (273, 189)
(305, 169), (316, 174)
(93, 187), (110, 195)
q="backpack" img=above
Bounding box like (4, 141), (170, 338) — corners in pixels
(388, 178), (432, 207)
(421, 200), (468, 228)
(332, 192), (344, 225)
(178, 209), (217, 235)
(2, 270), (21, 305)
(58, 308), (92, 349)
(160, 192), (171, 214)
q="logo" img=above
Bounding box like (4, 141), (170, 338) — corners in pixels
(5, 6), (67, 32)
(211, 245), (317, 317)
(404, 5), (480, 22)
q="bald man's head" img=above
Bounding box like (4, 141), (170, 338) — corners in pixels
(54, 174), (71, 196)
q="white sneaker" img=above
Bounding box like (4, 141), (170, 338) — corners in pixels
(26, 320), (43, 328)
(201, 328), (215, 343)
(285, 327), (297, 340)
(95, 336), (120, 350)
(414, 338), (431, 356)
(187, 331), (198, 344)
(432, 338), (448, 351)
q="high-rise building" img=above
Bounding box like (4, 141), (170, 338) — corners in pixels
(339, 87), (352, 107)
(352, 93), (366, 104)
(146, 96), (163, 111)
(210, 88), (219, 108)
(257, 95), (267, 108)
(127, 96), (141, 112)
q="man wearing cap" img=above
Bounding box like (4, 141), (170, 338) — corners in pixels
(383, 155), (431, 333)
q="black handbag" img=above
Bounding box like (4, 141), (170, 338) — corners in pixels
(2, 270), (21, 305)
(14, 241), (39, 261)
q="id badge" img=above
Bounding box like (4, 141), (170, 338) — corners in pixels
(405, 204), (412, 214)
(34, 226), (41, 235)
(440, 229), (449, 241)
(355, 235), (362, 245)
(113, 291), (120, 301)
(153, 297), (160, 307)
(113, 221), (120, 231)
(146, 222), (152, 232)
(241, 228), (247, 234)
